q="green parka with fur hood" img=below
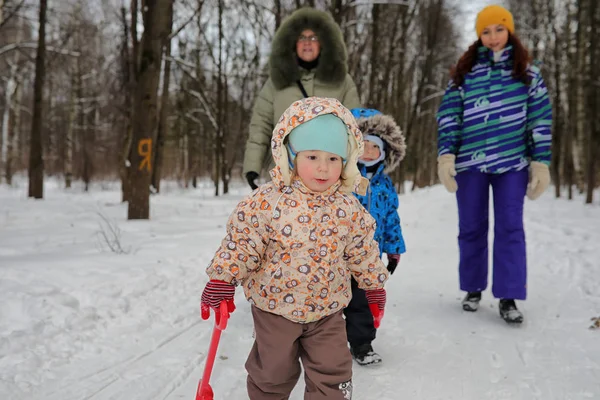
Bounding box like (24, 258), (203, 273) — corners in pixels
(242, 8), (361, 176)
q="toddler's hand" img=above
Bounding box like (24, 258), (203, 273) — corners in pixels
(201, 280), (236, 324)
(387, 254), (400, 274)
(365, 288), (386, 328)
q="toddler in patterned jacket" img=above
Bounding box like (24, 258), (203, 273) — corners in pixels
(200, 97), (389, 400)
(344, 108), (407, 366)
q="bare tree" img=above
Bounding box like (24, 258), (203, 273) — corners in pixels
(0, 0), (26, 31)
(367, 4), (381, 108)
(128, 0), (174, 219)
(13, 0), (596, 203)
(584, 0), (598, 204)
(119, 2), (134, 202)
(151, 5), (174, 193)
(0, 14), (25, 183)
(215, 0), (224, 196)
(274, 0), (282, 30)
(65, 75), (75, 188)
(5, 77), (22, 184)
(509, 0), (599, 203)
(28, 0), (47, 199)
(0, 12), (31, 186)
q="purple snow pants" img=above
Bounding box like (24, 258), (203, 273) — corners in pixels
(455, 169), (528, 300)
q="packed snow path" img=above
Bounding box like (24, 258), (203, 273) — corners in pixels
(1, 179), (599, 399)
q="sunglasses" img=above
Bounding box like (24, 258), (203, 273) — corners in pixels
(298, 35), (319, 43)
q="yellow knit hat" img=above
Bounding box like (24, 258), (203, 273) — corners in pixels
(475, 5), (514, 37)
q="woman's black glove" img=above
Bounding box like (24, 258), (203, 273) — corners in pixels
(246, 171), (259, 190)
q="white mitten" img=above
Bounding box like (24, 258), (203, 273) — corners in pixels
(527, 161), (550, 200)
(437, 154), (458, 193)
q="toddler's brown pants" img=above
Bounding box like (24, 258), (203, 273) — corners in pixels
(246, 306), (353, 399)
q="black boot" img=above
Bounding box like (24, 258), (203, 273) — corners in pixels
(499, 299), (524, 324)
(462, 291), (482, 312)
(350, 343), (382, 366)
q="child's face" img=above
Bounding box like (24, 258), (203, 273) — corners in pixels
(360, 140), (381, 162)
(295, 150), (343, 192)
(480, 24), (509, 52)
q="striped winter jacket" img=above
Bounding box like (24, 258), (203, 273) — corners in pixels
(436, 45), (552, 174)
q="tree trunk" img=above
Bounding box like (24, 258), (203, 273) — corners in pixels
(5, 80), (21, 185)
(0, 0), (8, 174)
(0, 77), (15, 175)
(46, 71), (55, 175)
(28, 0), (48, 199)
(529, 1), (540, 60)
(82, 105), (99, 191)
(564, 0), (578, 200)
(367, 4), (380, 107)
(65, 78), (76, 188)
(330, 0), (344, 26)
(221, 76), (230, 194)
(120, 2), (136, 203)
(152, 9), (173, 194)
(181, 132), (189, 187)
(408, 0), (444, 190)
(77, 56), (91, 192)
(121, 126), (133, 202)
(213, 0), (224, 197)
(550, 6), (562, 198)
(391, 9), (410, 191)
(380, 7), (403, 111)
(574, 0), (586, 194)
(585, 0), (597, 204)
(128, 0), (173, 219)
(274, 0), (282, 30)
(192, 125), (201, 187)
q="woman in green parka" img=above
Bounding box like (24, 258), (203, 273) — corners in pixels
(243, 8), (361, 189)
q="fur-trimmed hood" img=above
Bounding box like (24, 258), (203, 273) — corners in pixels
(355, 114), (407, 173)
(270, 97), (369, 196)
(269, 8), (348, 90)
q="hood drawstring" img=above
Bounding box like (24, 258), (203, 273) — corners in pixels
(273, 186), (293, 219)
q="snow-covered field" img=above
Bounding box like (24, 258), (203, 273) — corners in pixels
(1, 178), (599, 400)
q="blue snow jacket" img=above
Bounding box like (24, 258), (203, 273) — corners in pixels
(355, 163), (406, 256)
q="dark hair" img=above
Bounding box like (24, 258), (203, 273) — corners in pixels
(450, 33), (532, 87)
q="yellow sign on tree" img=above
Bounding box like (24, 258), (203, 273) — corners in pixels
(138, 138), (152, 172)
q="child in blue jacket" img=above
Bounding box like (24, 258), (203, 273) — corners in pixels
(345, 108), (407, 366)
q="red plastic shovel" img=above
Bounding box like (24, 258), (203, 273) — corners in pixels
(195, 301), (230, 400)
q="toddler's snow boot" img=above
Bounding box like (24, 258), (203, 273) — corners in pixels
(350, 343), (382, 366)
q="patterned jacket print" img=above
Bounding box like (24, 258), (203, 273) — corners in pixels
(436, 45), (552, 174)
(206, 97), (388, 324)
(356, 163), (406, 256)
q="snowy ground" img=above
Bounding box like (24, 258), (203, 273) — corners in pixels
(1, 177), (599, 400)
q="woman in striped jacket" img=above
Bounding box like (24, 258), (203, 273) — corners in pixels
(436, 5), (552, 324)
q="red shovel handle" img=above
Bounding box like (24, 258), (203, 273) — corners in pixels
(196, 301), (229, 400)
(216, 300), (229, 331)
